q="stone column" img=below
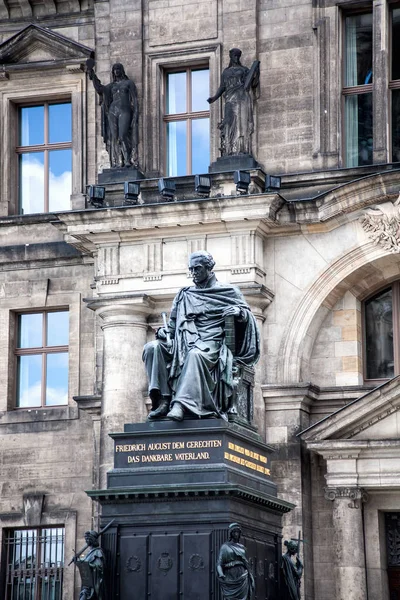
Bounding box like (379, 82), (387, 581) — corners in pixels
(87, 296), (153, 488)
(325, 487), (368, 600)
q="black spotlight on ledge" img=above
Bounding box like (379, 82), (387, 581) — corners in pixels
(234, 170), (251, 195)
(124, 181), (140, 204)
(86, 185), (106, 208)
(158, 178), (176, 200)
(265, 174), (282, 192)
(194, 174), (211, 197)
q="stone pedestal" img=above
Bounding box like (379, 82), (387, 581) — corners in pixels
(325, 487), (368, 600)
(98, 166), (145, 184)
(208, 153), (259, 173)
(88, 419), (294, 600)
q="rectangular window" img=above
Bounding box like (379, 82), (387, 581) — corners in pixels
(391, 7), (400, 162)
(164, 67), (210, 176)
(15, 310), (69, 408)
(17, 101), (72, 214)
(343, 13), (373, 167)
(4, 527), (64, 600)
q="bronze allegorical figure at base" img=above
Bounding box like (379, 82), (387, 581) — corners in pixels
(217, 523), (255, 599)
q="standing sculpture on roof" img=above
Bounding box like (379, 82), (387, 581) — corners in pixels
(87, 59), (139, 169)
(208, 48), (260, 157)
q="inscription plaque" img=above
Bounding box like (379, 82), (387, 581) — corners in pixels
(114, 433), (271, 478)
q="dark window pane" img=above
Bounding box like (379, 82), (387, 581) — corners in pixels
(167, 72), (187, 114)
(192, 118), (210, 173)
(46, 353), (68, 406)
(392, 9), (400, 81)
(19, 152), (45, 214)
(167, 121), (187, 176)
(345, 13), (373, 86)
(18, 313), (43, 348)
(17, 354), (43, 407)
(345, 93), (373, 167)
(48, 102), (72, 143)
(20, 106), (44, 146)
(49, 149), (72, 212)
(365, 288), (394, 379)
(392, 90), (400, 162)
(47, 311), (69, 346)
(191, 69), (209, 112)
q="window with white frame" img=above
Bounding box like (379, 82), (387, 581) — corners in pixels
(14, 310), (69, 408)
(17, 101), (72, 214)
(164, 67), (210, 176)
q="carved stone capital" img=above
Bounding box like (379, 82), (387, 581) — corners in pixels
(324, 487), (368, 509)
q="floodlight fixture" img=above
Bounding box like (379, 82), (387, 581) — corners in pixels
(194, 174), (211, 196)
(124, 181), (141, 204)
(158, 178), (176, 200)
(234, 170), (251, 195)
(86, 185), (106, 208)
(265, 174), (282, 192)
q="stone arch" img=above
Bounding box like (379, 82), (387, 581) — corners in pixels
(278, 242), (400, 383)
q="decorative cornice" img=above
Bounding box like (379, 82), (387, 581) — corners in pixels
(86, 484), (294, 514)
(73, 395), (101, 417)
(324, 487), (368, 508)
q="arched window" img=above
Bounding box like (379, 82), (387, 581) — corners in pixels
(364, 284), (400, 380)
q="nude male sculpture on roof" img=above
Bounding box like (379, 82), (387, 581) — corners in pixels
(142, 251), (260, 421)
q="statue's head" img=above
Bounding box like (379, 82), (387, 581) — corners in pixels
(112, 63), (128, 81)
(284, 540), (298, 555)
(228, 522), (242, 541)
(84, 530), (100, 547)
(188, 251), (215, 286)
(229, 48), (242, 65)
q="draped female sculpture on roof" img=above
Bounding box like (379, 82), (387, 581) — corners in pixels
(208, 48), (260, 157)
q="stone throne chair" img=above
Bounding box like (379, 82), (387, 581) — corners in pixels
(224, 314), (255, 424)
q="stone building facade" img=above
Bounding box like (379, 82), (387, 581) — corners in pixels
(0, 0), (400, 599)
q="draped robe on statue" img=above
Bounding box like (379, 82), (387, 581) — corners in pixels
(217, 540), (255, 599)
(77, 546), (106, 600)
(142, 274), (259, 418)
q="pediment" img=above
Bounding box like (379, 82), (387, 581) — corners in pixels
(0, 24), (93, 68)
(300, 375), (400, 442)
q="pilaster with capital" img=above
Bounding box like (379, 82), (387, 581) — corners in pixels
(86, 295), (154, 487)
(325, 487), (368, 600)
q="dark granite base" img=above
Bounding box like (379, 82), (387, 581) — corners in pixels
(208, 154), (259, 173)
(98, 166), (145, 184)
(87, 419), (293, 600)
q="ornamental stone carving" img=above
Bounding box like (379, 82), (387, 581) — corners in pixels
(360, 196), (400, 253)
(324, 487), (368, 509)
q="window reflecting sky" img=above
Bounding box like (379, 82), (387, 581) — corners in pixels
(17, 354), (42, 408)
(49, 103), (72, 143)
(20, 106), (44, 146)
(192, 118), (210, 173)
(47, 311), (69, 346)
(167, 121), (187, 176)
(167, 73), (186, 114)
(18, 103), (72, 214)
(192, 69), (209, 112)
(46, 353), (68, 406)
